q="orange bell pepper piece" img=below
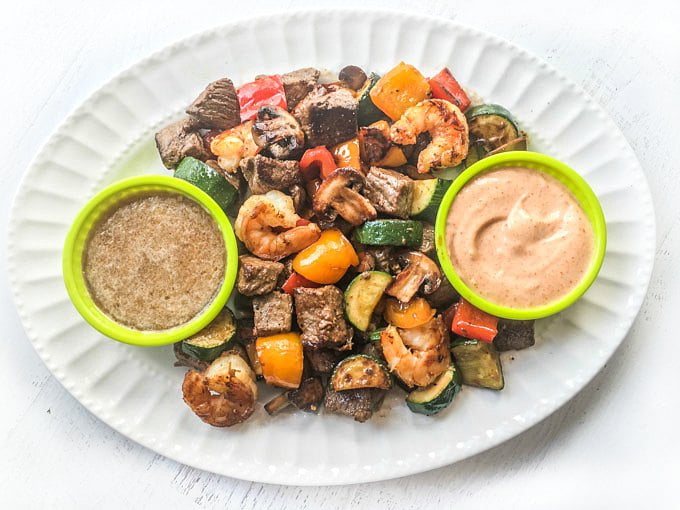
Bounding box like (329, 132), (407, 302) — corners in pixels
(256, 332), (304, 389)
(292, 229), (359, 284)
(332, 138), (362, 172)
(384, 297), (436, 329)
(369, 62), (430, 121)
(451, 299), (498, 342)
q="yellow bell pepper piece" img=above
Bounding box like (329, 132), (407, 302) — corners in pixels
(332, 138), (362, 171)
(369, 62), (430, 121)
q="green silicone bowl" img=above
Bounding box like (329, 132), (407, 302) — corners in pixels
(435, 151), (606, 320)
(62, 175), (239, 346)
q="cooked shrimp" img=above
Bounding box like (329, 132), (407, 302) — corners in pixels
(182, 351), (258, 427)
(380, 316), (450, 387)
(210, 121), (260, 173)
(235, 190), (321, 261)
(390, 98), (469, 173)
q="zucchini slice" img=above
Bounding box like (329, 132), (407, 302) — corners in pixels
(357, 73), (385, 126)
(450, 338), (504, 390)
(406, 364), (461, 416)
(174, 156), (238, 212)
(344, 271), (392, 331)
(410, 178), (450, 223)
(354, 219), (423, 247)
(466, 104), (521, 154)
(181, 308), (237, 362)
(330, 354), (392, 391)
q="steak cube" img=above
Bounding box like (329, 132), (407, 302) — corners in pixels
(236, 255), (284, 296)
(303, 346), (343, 375)
(294, 285), (353, 350)
(324, 387), (386, 423)
(154, 118), (210, 169)
(282, 67), (320, 109)
(239, 154), (301, 194)
(186, 78), (241, 130)
(294, 87), (358, 148)
(363, 167), (414, 218)
(494, 319), (535, 351)
(253, 291), (293, 337)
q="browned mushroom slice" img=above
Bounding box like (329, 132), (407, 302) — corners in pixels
(386, 251), (442, 303)
(251, 105), (305, 160)
(313, 167), (377, 226)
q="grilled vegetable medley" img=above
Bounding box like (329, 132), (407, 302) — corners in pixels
(157, 62), (533, 426)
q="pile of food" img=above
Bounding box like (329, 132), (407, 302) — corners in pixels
(155, 62), (534, 426)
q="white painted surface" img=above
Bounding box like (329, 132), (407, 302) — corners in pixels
(0, 0), (677, 506)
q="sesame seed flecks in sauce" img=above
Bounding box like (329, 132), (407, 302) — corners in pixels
(83, 192), (225, 331)
(445, 167), (594, 308)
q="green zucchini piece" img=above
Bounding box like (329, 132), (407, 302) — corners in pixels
(354, 220), (423, 247)
(410, 179), (450, 222)
(174, 156), (238, 212)
(181, 308), (237, 361)
(450, 338), (504, 390)
(357, 73), (384, 126)
(406, 364), (461, 416)
(466, 104), (521, 154)
(344, 271), (392, 331)
(330, 354), (392, 391)
(368, 327), (386, 343)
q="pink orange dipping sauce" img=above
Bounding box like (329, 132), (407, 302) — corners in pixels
(445, 167), (595, 309)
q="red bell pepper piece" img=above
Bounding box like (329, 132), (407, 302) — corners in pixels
(281, 272), (321, 295)
(451, 299), (498, 342)
(429, 68), (471, 112)
(237, 75), (287, 122)
(299, 147), (337, 181)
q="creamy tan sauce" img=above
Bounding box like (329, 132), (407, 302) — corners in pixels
(83, 192), (225, 331)
(446, 167), (594, 308)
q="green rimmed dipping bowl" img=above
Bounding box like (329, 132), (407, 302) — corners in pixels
(435, 151), (607, 320)
(62, 175), (239, 346)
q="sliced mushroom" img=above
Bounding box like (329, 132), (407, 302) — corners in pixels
(338, 65), (367, 90)
(386, 251), (442, 303)
(313, 167), (377, 225)
(251, 105), (305, 159)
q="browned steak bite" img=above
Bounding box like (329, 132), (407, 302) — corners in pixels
(253, 291), (293, 337)
(154, 118), (210, 169)
(494, 319), (535, 351)
(303, 346), (344, 375)
(294, 286), (353, 350)
(363, 167), (415, 219)
(239, 154), (302, 194)
(282, 67), (321, 109)
(323, 387), (386, 423)
(237, 255), (284, 297)
(294, 87), (358, 148)
(186, 78), (240, 130)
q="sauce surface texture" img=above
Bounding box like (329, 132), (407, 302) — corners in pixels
(83, 192), (225, 330)
(446, 167), (594, 308)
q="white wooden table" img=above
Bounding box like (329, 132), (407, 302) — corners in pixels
(1, 0), (678, 507)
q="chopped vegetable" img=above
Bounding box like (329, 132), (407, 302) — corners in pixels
(466, 104), (521, 155)
(313, 167), (377, 225)
(354, 219), (423, 247)
(406, 364), (461, 415)
(451, 338), (504, 390)
(428, 68), (471, 112)
(357, 72), (385, 126)
(451, 299), (498, 343)
(255, 332), (304, 389)
(384, 297), (436, 329)
(332, 137), (362, 171)
(292, 229), (359, 284)
(386, 251), (441, 303)
(410, 178), (450, 223)
(330, 354), (392, 391)
(369, 62), (431, 120)
(299, 146), (338, 181)
(344, 271), (393, 331)
(237, 74), (287, 122)
(181, 308), (237, 362)
(174, 157), (239, 212)
(281, 272), (321, 295)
